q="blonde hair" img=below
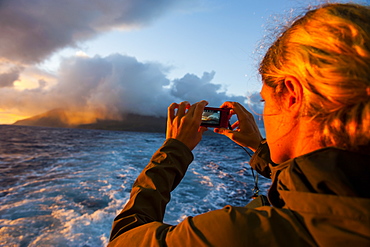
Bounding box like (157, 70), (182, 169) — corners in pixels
(259, 3), (370, 151)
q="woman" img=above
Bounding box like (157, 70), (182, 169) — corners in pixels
(108, 3), (370, 246)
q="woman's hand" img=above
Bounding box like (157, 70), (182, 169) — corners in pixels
(166, 100), (208, 151)
(214, 101), (263, 152)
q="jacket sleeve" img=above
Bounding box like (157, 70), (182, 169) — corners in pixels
(108, 139), (314, 247)
(109, 138), (194, 242)
(249, 141), (275, 179)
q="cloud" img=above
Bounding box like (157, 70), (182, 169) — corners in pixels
(0, 0), (263, 124)
(54, 54), (176, 118)
(245, 91), (264, 115)
(171, 71), (246, 106)
(0, 53), (263, 123)
(0, 67), (21, 87)
(0, 0), (195, 65)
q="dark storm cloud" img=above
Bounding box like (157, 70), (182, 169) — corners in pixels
(0, 0), (190, 64)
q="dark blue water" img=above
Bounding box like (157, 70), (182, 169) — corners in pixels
(0, 125), (270, 246)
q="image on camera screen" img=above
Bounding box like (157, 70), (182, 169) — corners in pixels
(202, 109), (221, 125)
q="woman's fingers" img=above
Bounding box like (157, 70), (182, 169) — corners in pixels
(191, 100), (208, 120)
(166, 100), (208, 150)
(231, 120), (240, 130)
(177, 101), (190, 118)
(167, 102), (178, 122)
(215, 101), (263, 151)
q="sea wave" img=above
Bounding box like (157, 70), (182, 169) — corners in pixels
(0, 125), (269, 246)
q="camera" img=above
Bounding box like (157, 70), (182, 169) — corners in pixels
(201, 107), (231, 128)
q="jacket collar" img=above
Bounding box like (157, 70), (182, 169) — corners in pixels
(267, 147), (370, 208)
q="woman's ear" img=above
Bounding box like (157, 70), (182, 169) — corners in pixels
(283, 76), (303, 115)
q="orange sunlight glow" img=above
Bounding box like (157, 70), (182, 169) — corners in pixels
(14, 68), (57, 91)
(0, 110), (32, 125)
(0, 107), (116, 126)
(64, 110), (104, 125)
(13, 80), (38, 91)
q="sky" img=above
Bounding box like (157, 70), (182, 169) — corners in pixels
(0, 0), (368, 125)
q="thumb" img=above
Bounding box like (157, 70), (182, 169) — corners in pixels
(214, 128), (233, 137)
(215, 128), (242, 147)
(200, 127), (208, 134)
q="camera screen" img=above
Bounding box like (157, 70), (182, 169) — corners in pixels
(202, 109), (221, 125)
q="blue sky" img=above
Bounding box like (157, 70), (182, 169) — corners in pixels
(47, 0), (304, 95)
(0, 0), (368, 124)
(60, 0), (367, 95)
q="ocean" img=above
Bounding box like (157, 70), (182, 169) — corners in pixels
(0, 125), (270, 247)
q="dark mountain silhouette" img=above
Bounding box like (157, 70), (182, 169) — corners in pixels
(13, 109), (166, 133)
(13, 109), (70, 128)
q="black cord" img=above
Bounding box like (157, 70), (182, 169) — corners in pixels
(238, 145), (260, 198)
(227, 122), (260, 198)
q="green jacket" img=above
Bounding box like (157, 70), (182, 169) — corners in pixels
(108, 139), (370, 246)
